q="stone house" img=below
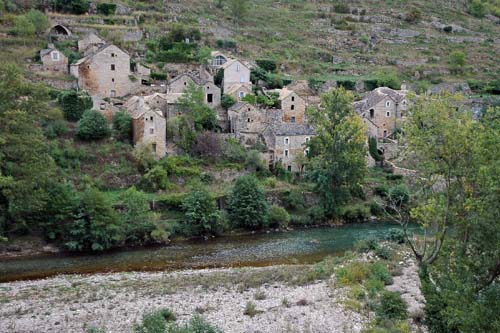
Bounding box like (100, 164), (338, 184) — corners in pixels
(271, 124), (315, 173)
(168, 72), (221, 108)
(228, 102), (269, 146)
(225, 84), (253, 101)
(78, 33), (106, 56)
(354, 86), (408, 139)
(221, 59), (252, 92)
(267, 88), (307, 124)
(124, 95), (167, 158)
(40, 45), (68, 73)
(70, 44), (136, 104)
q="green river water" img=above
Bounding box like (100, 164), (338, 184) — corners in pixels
(0, 222), (414, 282)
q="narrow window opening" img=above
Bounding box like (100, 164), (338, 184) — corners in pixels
(291, 116), (296, 123)
(111, 64), (116, 71)
(207, 94), (213, 103)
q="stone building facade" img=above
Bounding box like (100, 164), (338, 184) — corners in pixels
(40, 45), (68, 73)
(272, 124), (314, 172)
(168, 73), (221, 108)
(78, 33), (106, 56)
(354, 87), (408, 139)
(221, 59), (251, 92)
(124, 96), (167, 158)
(70, 45), (135, 101)
(226, 84), (252, 101)
(277, 88), (307, 124)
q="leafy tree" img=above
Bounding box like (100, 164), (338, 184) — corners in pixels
(228, 175), (268, 229)
(182, 187), (221, 236)
(96, 3), (116, 16)
(368, 137), (384, 163)
(77, 110), (110, 141)
(178, 82), (218, 131)
(120, 187), (155, 244)
(26, 9), (49, 33)
(52, 0), (89, 15)
(228, 0), (249, 21)
(221, 94), (236, 109)
(141, 165), (170, 192)
(449, 51), (466, 73)
(58, 90), (93, 121)
(468, 0), (486, 17)
(64, 187), (122, 251)
(305, 87), (367, 216)
(192, 131), (222, 162)
(12, 15), (35, 39)
(268, 205), (290, 228)
(112, 111), (132, 142)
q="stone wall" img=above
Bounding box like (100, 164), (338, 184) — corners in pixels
(274, 134), (310, 172)
(361, 97), (407, 138)
(281, 92), (306, 124)
(223, 60), (251, 91)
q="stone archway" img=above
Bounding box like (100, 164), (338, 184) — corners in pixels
(50, 24), (72, 36)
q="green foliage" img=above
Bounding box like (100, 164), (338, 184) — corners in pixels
(96, 3), (116, 16)
(370, 262), (393, 285)
(449, 51), (466, 73)
(376, 291), (408, 321)
(385, 228), (405, 244)
(112, 111), (133, 142)
(339, 203), (370, 223)
(53, 0), (90, 15)
(182, 187), (221, 236)
(12, 15), (35, 38)
(228, 0), (249, 21)
(468, 0), (486, 17)
(77, 110), (110, 141)
(281, 189), (304, 210)
(166, 315), (222, 333)
(64, 187), (123, 252)
(368, 137), (384, 162)
(222, 138), (246, 163)
(405, 7), (422, 23)
(58, 90), (93, 122)
(26, 9), (49, 33)
(306, 87), (367, 216)
(142, 165), (170, 192)
(228, 175), (269, 229)
(244, 149), (267, 174)
(375, 71), (402, 90)
(221, 94), (236, 109)
(388, 184), (409, 205)
(268, 205), (290, 228)
(256, 59), (277, 72)
(134, 308), (175, 333)
(120, 187), (157, 245)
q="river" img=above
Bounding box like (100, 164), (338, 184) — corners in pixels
(0, 222), (412, 282)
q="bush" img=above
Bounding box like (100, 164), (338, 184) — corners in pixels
(369, 137), (384, 162)
(244, 301), (258, 317)
(77, 110), (110, 141)
(141, 165), (170, 192)
(44, 120), (68, 139)
(228, 175), (269, 229)
(112, 111), (132, 142)
(405, 7), (422, 23)
(53, 0), (90, 15)
(468, 0), (486, 18)
(268, 205), (290, 228)
(449, 51), (466, 73)
(281, 189), (304, 210)
(181, 188), (221, 236)
(369, 200), (383, 216)
(166, 315), (221, 333)
(333, 4), (350, 14)
(385, 228), (405, 244)
(26, 9), (49, 33)
(150, 72), (167, 80)
(443, 25), (453, 33)
(339, 204), (370, 223)
(336, 262), (371, 285)
(256, 59), (277, 72)
(374, 184), (389, 197)
(96, 3), (116, 16)
(120, 187), (157, 245)
(59, 90), (93, 121)
(376, 291), (408, 321)
(134, 308), (175, 333)
(221, 94), (236, 109)
(308, 206), (326, 223)
(244, 149), (267, 173)
(388, 184), (409, 205)
(370, 262), (393, 285)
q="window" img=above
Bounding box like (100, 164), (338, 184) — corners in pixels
(305, 137), (310, 143)
(284, 137), (289, 145)
(386, 111), (391, 117)
(402, 100), (407, 106)
(110, 90), (116, 97)
(240, 76), (245, 83)
(152, 143), (157, 153)
(291, 96), (295, 102)
(247, 118), (251, 123)
(239, 91), (246, 99)
(184, 81), (187, 86)
(100, 103), (106, 110)
(150, 116), (153, 121)
(207, 94), (213, 103)
(111, 78), (115, 82)
(304, 148), (310, 156)
(150, 128), (154, 134)
(206, 86), (210, 90)
(111, 64), (115, 71)
(383, 130), (388, 138)
(284, 149), (289, 157)
(236, 64), (240, 71)
(287, 165), (292, 172)
(369, 109), (375, 119)
(111, 53), (115, 57)
(385, 101), (391, 108)
(51, 51), (60, 61)
(213, 55), (226, 66)
(291, 116), (296, 123)
(291, 105), (295, 110)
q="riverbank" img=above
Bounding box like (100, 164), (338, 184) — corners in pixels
(0, 247), (427, 333)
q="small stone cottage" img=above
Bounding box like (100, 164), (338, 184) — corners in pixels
(354, 86), (408, 139)
(271, 123), (314, 172)
(168, 72), (221, 108)
(221, 59), (252, 92)
(40, 44), (68, 73)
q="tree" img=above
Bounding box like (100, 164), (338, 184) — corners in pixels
(305, 87), (367, 216)
(12, 15), (35, 39)
(468, 0), (486, 18)
(228, 175), (268, 229)
(449, 51), (466, 73)
(58, 90), (93, 121)
(120, 187), (155, 244)
(178, 82), (218, 131)
(268, 205), (290, 228)
(228, 0), (249, 21)
(112, 111), (133, 142)
(77, 110), (110, 141)
(182, 187), (221, 236)
(53, 0), (90, 15)
(192, 131), (222, 162)
(26, 9), (49, 33)
(221, 94), (236, 109)
(64, 187), (122, 251)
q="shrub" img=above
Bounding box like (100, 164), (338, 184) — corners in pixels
(254, 290), (267, 300)
(77, 110), (110, 141)
(308, 206), (326, 223)
(44, 120), (68, 139)
(134, 308), (175, 333)
(443, 25), (453, 33)
(96, 3), (116, 16)
(468, 0), (486, 18)
(141, 165), (170, 192)
(374, 184), (389, 197)
(192, 131), (222, 162)
(120, 187), (156, 245)
(26, 9), (49, 33)
(281, 189), (304, 210)
(366, 277), (385, 297)
(376, 291), (408, 321)
(221, 94), (236, 109)
(374, 245), (394, 260)
(385, 228), (405, 244)
(181, 188), (221, 236)
(369, 200), (383, 216)
(369, 137), (384, 162)
(405, 7), (422, 23)
(449, 51), (466, 73)
(339, 204), (370, 223)
(268, 205), (290, 228)
(388, 184), (409, 205)
(228, 175), (269, 229)
(371, 263), (393, 285)
(244, 149), (267, 173)
(244, 301), (258, 317)
(166, 315), (221, 333)
(12, 15), (35, 38)
(256, 59), (277, 72)
(222, 138), (246, 163)
(336, 262), (371, 285)
(59, 90), (93, 121)
(112, 111), (132, 142)
(333, 4), (350, 14)
(53, 0), (90, 15)
(150, 72), (167, 81)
